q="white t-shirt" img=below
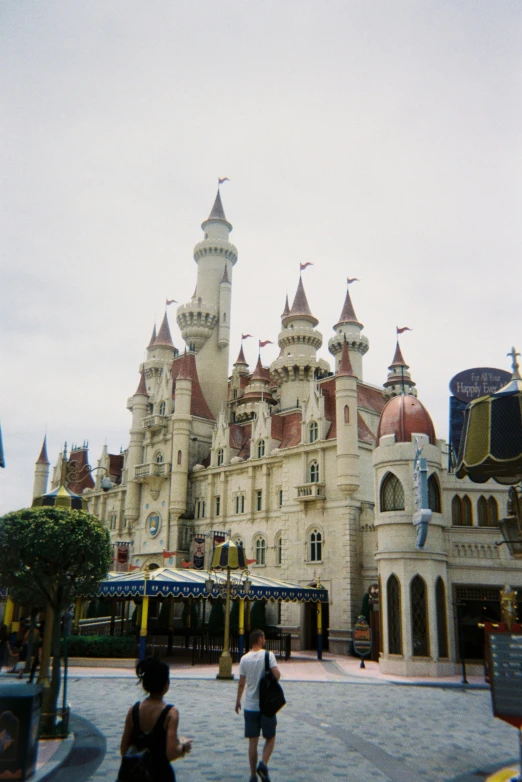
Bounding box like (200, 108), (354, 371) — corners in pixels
(239, 649), (278, 712)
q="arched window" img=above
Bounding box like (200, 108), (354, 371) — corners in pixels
(380, 473), (405, 511)
(155, 452), (163, 464)
(158, 401), (166, 416)
(217, 448), (224, 467)
(177, 450), (182, 465)
(410, 575), (429, 657)
(309, 421), (318, 443)
(309, 461), (319, 483)
(462, 495), (473, 526)
(309, 529), (322, 562)
(435, 577), (448, 658)
(234, 536), (244, 550)
(452, 495), (462, 526)
(255, 537), (266, 565)
(488, 496), (499, 526)
(428, 475), (441, 513)
(344, 405), (350, 424)
(233, 388), (238, 399)
(257, 440), (265, 458)
(275, 533), (282, 565)
(478, 496), (488, 527)
(387, 574), (402, 655)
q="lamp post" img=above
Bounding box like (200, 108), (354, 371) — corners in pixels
(204, 540), (252, 680)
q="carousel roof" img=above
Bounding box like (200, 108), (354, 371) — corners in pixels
(97, 567), (328, 603)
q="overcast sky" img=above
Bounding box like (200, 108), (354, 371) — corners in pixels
(1, 1), (521, 514)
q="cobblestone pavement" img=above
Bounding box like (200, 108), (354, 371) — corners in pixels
(57, 674), (519, 782)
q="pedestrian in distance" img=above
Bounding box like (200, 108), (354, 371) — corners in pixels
(0, 624), (15, 673)
(235, 629), (281, 782)
(119, 657), (192, 782)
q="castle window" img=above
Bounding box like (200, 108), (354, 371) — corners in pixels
(462, 495), (473, 526)
(309, 461), (319, 483)
(309, 529), (322, 562)
(109, 513), (118, 531)
(215, 496), (221, 516)
(158, 401), (166, 416)
(428, 475), (441, 513)
(223, 313), (226, 322)
(177, 450), (182, 465)
(256, 490), (262, 511)
(451, 496), (462, 526)
(410, 575), (429, 657)
(387, 574), (402, 655)
(488, 496), (499, 526)
(155, 452), (163, 464)
(435, 577), (448, 658)
(478, 495), (499, 527)
(279, 489), (283, 507)
(255, 536), (266, 565)
(235, 494), (245, 514)
(217, 448), (224, 467)
(257, 440), (265, 458)
(234, 536), (244, 550)
(309, 421), (318, 443)
(233, 389), (238, 399)
(380, 473), (405, 511)
(275, 533), (282, 565)
(344, 405), (350, 424)
(196, 499), (206, 519)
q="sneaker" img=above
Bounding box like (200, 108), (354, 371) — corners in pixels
(257, 762), (271, 782)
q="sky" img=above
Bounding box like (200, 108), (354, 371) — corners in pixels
(1, 0), (521, 514)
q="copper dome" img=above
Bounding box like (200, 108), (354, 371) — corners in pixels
(377, 394), (436, 444)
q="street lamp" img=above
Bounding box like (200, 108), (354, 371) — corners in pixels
(204, 539), (252, 680)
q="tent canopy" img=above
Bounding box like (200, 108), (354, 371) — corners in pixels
(97, 567), (328, 603)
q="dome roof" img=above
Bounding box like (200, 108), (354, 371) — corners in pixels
(377, 394), (436, 444)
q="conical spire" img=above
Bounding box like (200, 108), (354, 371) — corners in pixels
(284, 278), (318, 326)
(208, 190), (227, 221)
(281, 294), (290, 317)
(36, 436), (50, 464)
(147, 324), (157, 349)
(176, 350), (192, 381)
(336, 288), (362, 327)
(389, 341), (408, 369)
(220, 264), (230, 284)
(154, 313), (174, 347)
(235, 345), (248, 366)
(251, 355), (270, 382)
(338, 339), (355, 377)
(135, 369), (148, 396)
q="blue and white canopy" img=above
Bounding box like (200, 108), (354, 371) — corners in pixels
(98, 567), (328, 603)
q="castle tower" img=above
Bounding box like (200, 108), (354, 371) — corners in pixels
(335, 340), (360, 496)
(142, 314), (177, 402)
(270, 279), (329, 409)
(328, 284), (369, 379)
(33, 436), (50, 499)
(123, 369), (149, 531)
(383, 341), (417, 398)
(169, 352), (193, 522)
(235, 356), (275, 423)
(176, 190), (238, 418)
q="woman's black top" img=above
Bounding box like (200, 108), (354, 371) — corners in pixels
(131, 701), (175, 782)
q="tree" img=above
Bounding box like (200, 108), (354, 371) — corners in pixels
(0, 506), (111, 731)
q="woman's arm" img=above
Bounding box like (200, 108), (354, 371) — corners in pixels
(165, 707), (192, 762)
(120, 708), (134, 756)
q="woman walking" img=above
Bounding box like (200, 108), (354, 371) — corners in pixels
(119, 658), (192, 781)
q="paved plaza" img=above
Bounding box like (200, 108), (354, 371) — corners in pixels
(37, 658), (521, 782)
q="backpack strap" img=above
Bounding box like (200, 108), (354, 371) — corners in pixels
(132, 701), (142, 733)
(152, 705), (173, 734)
(264, 650), (270, 673)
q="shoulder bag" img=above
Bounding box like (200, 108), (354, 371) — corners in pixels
(259, 650), (286, 718)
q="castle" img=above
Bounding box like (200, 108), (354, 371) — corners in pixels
(33, 190), (521, 676)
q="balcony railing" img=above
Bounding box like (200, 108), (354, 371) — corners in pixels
(142, 414), (167, 431)
(134, 462), (171, 481)
(296, 482), (325, 501)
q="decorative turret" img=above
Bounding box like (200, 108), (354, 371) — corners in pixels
(328, 284), (369, 379)
(169, 352), (193, 520)
(335, 340), (359, 496)
(33, 436), (50, 499)
(235, 357), (275, 422)
(123, 369), (150, 530)
(270, 277), (329, 408)
(142, 313), (177, 398)
(383, 341), (417, 398)
(176, 190), (238, 417)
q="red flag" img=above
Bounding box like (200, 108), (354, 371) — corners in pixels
(241, 333), (253, 340)
(259, 340), (273, 348)
(246, 558), (256, 565)
(347, 277), (360, 284)
(181, 560), (195, 569)
(166, 299), (177, 306)
(218, 177), (230, 184)
(396, 326), (412, 334)
(162, 550), (177, 558)
(300, 262), (313, 271)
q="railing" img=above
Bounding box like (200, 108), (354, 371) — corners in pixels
(296, 482), (325, 501)
(191, 632), (291, 665)
(142, 414), (167, 430)
(77, 617), (125, 636)
(134, 462), (171, 480)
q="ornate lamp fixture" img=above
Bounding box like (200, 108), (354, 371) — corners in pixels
(32, 443), (113, 510)
(204, 539), (251, 680)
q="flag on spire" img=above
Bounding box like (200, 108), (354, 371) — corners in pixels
(218, 177), (230, 185)
(397, 326), (412, 334)
(259, 340), (274, 348)
(347, 277), (360, 284)
(300, 262), (313, 271)
(166, 298), (177, 306)
(0, 423), (4, 468)
(241, 334), (253, 340)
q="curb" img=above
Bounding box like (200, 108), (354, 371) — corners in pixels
(34, 735), (75, 782)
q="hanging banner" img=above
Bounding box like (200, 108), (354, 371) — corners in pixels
(193, 537), (206, 570)
(117, 546), (129, 564)
(213, 532), (226, 551)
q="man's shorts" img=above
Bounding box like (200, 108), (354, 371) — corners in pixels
(244, 710), (277, 739)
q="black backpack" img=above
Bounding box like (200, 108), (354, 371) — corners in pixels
(117, 702), (171, 782)
(259, 651), (286, 718)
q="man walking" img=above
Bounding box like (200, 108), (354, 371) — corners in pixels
(235, 629), (281, 782)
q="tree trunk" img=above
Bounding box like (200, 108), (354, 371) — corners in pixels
(50, 607), (62, 725)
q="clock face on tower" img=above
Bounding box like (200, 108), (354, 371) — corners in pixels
(147, 513), (161, 538)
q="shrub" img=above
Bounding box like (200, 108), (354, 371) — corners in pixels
(62, 635), (136, 658)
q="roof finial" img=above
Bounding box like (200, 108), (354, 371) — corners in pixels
(508, 346), (521, 380)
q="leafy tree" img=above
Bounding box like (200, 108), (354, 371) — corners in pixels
(0, 506), (111, 729)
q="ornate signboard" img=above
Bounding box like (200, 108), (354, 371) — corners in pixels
(449, 368), (511, 404)
(487, 631), (522, 729)
(353, 616), (372, 666)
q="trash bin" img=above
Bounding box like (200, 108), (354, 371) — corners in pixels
(0, 683), (42, 780)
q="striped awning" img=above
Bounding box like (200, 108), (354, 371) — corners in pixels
(97, 567), (328, 603)
(32, 484), (86, 510)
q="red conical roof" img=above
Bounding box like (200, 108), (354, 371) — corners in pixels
(147, 325), (157, 349)
(284, 278), (318, 326)
(335, 288), (362, 327)
(251, 356), (271, 383)
(235, 345), (248, 365)
(36, 436), (50, 465)
(389, 341), (408, 369)
(171, 353), (215, 420)
(208, 190), (226, 221)
(135, 369), (148, 396)
(337, 339), (355, 377)
(154, 313), (174, 348)
(377, 395), (436, 444)
(282, 295), (290, 317)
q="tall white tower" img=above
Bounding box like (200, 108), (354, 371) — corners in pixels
(33, 436), (50, 499)
(176, 191), (237, 418)
(328, 285), (369, 380)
